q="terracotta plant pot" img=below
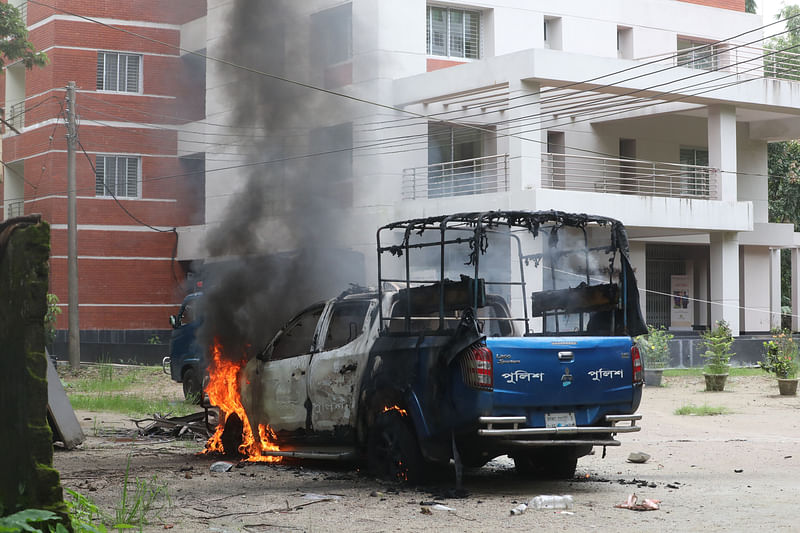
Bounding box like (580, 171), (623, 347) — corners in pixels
(644, 368), (664, 387)
(777, 378), (798, 396)
(704, 373), (728, 392)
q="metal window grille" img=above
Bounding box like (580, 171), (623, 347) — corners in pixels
(96, 52), (141, 92)
(426, 6), (480, 59)
(95, 155), (139, 198)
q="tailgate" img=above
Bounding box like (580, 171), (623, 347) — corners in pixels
(486, 336), (635, 424)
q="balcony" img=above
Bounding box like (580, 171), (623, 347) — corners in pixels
(542, 153), (717, 200)
(6, 102), (24, 132)
(402, 152), (715, 201)
(402, 154), (509, 200)
(6, 201), (24, 218)
(646, 43), (800, 82)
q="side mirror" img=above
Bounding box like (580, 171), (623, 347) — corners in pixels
(170, 315), (179, 329)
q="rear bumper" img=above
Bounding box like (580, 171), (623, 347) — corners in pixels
(476, 414), (641, 447)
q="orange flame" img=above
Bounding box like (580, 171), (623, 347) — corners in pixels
(382, 404), (408, 417)
(203, 339), (281, 462)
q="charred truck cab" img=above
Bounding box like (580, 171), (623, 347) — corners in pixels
(239, 210), (646, 482)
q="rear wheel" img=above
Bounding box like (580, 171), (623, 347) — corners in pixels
(367, 410), (424, 484)
(514, 448), (579, 480)
(182, 367), (202, 404)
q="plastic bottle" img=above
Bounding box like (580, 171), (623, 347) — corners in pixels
(528, 495), (574, 511)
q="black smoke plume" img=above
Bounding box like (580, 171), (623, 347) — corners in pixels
(196, 0), (362, 359)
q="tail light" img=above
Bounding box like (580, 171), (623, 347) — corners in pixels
(461, 344), (493, 390)
(631, 344), (643, 385)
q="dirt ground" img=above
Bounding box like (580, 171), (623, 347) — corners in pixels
(53, 372), (800, 532)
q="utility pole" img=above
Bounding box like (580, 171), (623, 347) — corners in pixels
(66, 82), (80, 370)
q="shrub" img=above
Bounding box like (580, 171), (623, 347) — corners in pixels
(700, 320), (734, 374)
(636, 325), (674, 369)
(760, 329), (798, 379)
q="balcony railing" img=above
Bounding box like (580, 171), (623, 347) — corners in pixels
(6, 201), (24, 218)
(6, 102), (24, 131)
(542, 152), (718, 200)
(402, 154), (509, 200)
(644, 43), (800, 82)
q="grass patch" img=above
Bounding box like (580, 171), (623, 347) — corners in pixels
(65, 365), (162, 393)
(663, 367), (765, 378)
(674, 404), (731, 416)
(69, 394), (197, 417)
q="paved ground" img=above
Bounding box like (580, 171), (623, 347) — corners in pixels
(54, 373), (800, 532)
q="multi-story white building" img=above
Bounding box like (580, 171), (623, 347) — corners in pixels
(180, 0), (800, 339)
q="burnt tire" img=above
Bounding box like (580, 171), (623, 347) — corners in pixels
(367, 410), (424, 484)
(221, 412), (244, 457)
(182, 367), (202, 404)
(514, 448), (578, 480)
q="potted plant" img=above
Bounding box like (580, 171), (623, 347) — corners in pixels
(700, 320), (734, 391)
(636, 325), (673, 387)
(759, 329), (799, 396)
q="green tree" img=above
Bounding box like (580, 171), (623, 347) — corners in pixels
(0, 3), (47, 69)
(746, 0), (757, 14)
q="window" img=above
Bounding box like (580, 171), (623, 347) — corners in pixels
(271, 305), (324, 360)
(311, 4), (352, 66)
(428, 123), (484, 197)
(95, 155), (140, 198)
(677, 39), (716, 70)
(323, 300), (371, 350)
(679, 147), (709, 196)
(427, 6), (480, 59)
(97, 52), (141, 92)
(617, 27), (632, 59)
(309, 123), (353, 207)
(543, 17), (562, 50)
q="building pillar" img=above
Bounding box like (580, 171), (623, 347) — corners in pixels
(770, 248), (782, 331)
(792, 248), (800, 332)
(507, 80), (541, 191)
(710, 231), (739, 335)
(629, 241), (646, 324)
(707, 104), (737, 202)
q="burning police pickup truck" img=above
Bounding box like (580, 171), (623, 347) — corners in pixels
(204, 211), (646, 482)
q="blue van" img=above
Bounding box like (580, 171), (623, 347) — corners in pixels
(163, 291), (205, 402)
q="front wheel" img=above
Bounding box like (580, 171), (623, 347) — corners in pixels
(367, 410), (424, 484)
(182, 367), (202, 404)
(514, 448), (578, 480)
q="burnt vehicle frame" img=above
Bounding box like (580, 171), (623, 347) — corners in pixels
(238, 210), (645, 481)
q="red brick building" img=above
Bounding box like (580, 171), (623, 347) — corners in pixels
(1, 0), (206, 361)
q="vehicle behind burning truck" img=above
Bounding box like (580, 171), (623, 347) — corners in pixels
(219, 210), (646, 482)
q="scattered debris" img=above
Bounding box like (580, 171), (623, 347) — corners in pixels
(210, 461), (235, 473)
(666, 483), (681, 489)
(627, 452), (651, 464)
(614, 493), (660, 511)
(510, 503), (528, 515)
(431, 504), (455, 512)
(134, 412), (214, 439)
(618, 478), (657, 488)
(529, 495), (574, 510)
(420, 507), (432, 515)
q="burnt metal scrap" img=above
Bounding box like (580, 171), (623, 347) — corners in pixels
(134, 412), (214, 439)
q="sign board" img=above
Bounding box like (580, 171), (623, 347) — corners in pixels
(670, 274), (692, 330)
